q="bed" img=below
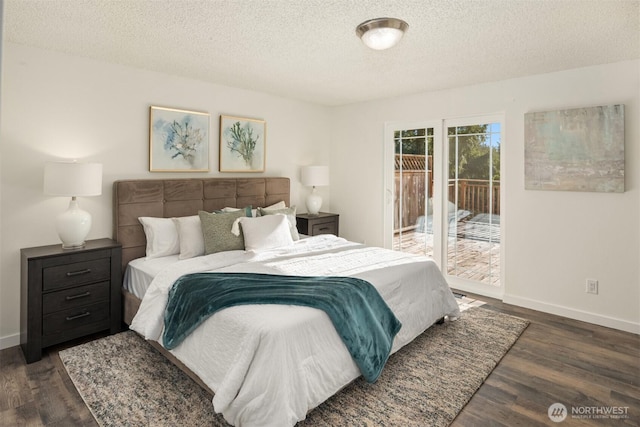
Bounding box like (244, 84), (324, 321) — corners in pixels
(113, 177), (461, 427)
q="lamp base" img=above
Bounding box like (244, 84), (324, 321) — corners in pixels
(306, 188), (323, 215)
(61, 242), (86, 250)
(56, 197), (92, 249)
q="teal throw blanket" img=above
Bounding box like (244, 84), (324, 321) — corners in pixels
(163, 272), (402, 382)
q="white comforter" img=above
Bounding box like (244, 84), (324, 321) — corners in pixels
(130, 235), (460, 426)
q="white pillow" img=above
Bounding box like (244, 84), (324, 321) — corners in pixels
(138, 217), (180, 259)
(257, 205), (299, 240)
(172, 215), (204, 259)
(239, 214), (294, 251)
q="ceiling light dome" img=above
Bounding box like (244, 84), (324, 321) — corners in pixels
(356, 17), (409, 50)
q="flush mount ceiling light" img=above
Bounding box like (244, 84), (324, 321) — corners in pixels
(356, 17), (409, 50)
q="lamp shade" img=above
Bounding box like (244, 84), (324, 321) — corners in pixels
(356, 18), (409, 50)
(44, 162), (103, 196)
(301, 165), (329, 187)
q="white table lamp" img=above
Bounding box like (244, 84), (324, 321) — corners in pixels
(44, 161), (102, 249)
(301, 165), (329, 215)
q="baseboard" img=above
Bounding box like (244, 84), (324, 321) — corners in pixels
(503, 294), (640, 335)
(449, 280), (504, 300)
(0, 333), (20, 351)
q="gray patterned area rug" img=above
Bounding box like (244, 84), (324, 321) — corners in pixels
(59, 307), (528, 426)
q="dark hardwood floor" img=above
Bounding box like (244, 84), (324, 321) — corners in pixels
(1, 294), (638, 426)
(453, 294), (640, 427)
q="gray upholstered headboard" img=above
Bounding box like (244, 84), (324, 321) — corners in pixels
(113, 177), (290, 270)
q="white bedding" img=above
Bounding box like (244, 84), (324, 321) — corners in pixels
(123, 255), (179, 298)
(130, 235), (460, 426)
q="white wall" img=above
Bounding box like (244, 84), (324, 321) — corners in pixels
(330, 60), (639, 333)
(0, 43), (331, 347)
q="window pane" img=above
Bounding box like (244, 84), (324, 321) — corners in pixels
(448, 136), (456, 179)
(394, 127), (433, 259)
(400, 137), (426, 154)
(446, 123), (501, 287)
(401, 128), (425, 137)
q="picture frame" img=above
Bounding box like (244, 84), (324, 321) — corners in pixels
(219, 115), (266, 172)
(524, 104), (624, 193)
(149, 106), (210, 172)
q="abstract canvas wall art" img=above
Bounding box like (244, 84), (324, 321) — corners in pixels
(524, 104), (624, 192)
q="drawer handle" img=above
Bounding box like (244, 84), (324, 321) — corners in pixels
(319, 227), (330, 231)
(66, 311), (91, 321)
(65, 292), (91, 301)
(66, 268), (92, 277)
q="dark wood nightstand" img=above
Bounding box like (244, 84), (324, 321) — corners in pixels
(296, 212), (339, 236)
(20, 238), (122, 363)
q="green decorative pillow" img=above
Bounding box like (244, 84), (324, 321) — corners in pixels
(198, 210), (246, 254)
(257, 206), (299, 241)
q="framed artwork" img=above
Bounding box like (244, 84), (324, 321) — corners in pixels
(149, 106), (210, 172)
(524, 104), (624, 193)
(219, 115), (266, 172)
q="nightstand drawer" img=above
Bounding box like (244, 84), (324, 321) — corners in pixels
(42, 281), (110, 315)
(296, 212), (339, 237)
(42, 302), (110, 336)
(311, 221), (337, 235)
(43, 258), (111, 291)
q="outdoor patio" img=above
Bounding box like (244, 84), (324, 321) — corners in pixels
(393, 228), (500, 287)
(393, 153), (501, 287)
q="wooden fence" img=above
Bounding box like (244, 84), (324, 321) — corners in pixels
(448, 179), (501, 218)
(394, 154), (499, 231)
(394, 170), (429, 231)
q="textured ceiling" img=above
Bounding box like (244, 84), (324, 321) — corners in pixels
(4, 0), (639, 106)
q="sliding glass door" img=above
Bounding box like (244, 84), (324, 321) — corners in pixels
(446, 120), (502, 288)
(385, 115), (504, 297)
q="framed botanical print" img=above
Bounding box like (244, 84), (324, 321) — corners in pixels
(219, 115), (266, 172)
(149, 106), (210, 172)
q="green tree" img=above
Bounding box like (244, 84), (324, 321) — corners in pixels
(448, 125), (500, 181)
(394, 128), (433, 156)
